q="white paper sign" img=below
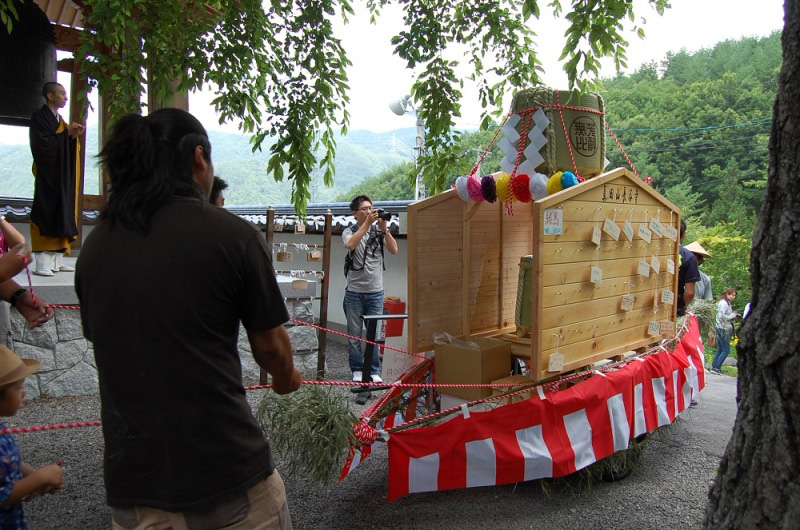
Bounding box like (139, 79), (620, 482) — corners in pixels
(638, 259), (651, 277)
(667, 259), (675, 275)
(548, 353), (565, 372)
(382, 339), (423, 382)
(638, 224), (652, 243)
(663, 224), (678, 242)
(648, 321), (662, 336)
(603, 218), (621, 241)
(649, 219), (665, 238)
(620, 294), (635, 311)
(590, 266), (603, 284)
(543, 209), (563, 236)
(661, 289), (675, 305)
(623, 220), (634, 242)
(591, 226), (602, 246)
(650, 255), (661, 274)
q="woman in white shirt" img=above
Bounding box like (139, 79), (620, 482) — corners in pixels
(711, 288), (739, 373)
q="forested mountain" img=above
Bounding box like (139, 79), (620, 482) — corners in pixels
(0, 126), (419, 205)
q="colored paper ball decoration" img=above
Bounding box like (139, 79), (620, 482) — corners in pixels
(455, 176), (471, 202)
(547, 172), (564, 195)
(511, 173), (532, 203)
(495, 174), (515, 203)
(481, 175), (497, 203)
(561, 171), (579, 189)
(467, 176), (484, 202)
(529, 172), (548, 200)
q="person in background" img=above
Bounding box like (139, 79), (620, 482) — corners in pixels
(0, 345), (64, 528)
(711, 288), (739, 374)
(677, 220), (701, 316)
(685, 241), (713, 301)
(342, 195), (398, 383)
(76, 108), (300, 529)
(210, 176), (228, 207)
(28, 82), (83, 277)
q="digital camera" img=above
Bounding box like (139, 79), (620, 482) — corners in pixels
(375, 209), (393, 221)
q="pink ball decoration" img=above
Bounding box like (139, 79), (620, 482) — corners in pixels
(511, 173), (532, 203)
(481, 175), (497, 202)
(467, 176), (484, 202)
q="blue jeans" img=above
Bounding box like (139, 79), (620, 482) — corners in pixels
(343, 290), (384, 374)
(712, 327), (731, 370)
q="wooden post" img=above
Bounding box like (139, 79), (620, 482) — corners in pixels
(316, 209), (333, 379)
(259, 206), (276, 385)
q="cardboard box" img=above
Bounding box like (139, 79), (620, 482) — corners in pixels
(491, 374), (536, 406)
(435, 336), (512, 401)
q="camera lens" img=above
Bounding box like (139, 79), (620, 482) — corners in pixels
(377, 209), (392, 221)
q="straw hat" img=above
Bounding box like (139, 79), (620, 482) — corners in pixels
(685, 241), (711, 259)
(0, 345), (40, 387)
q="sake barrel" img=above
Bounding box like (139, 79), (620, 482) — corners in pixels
(510, 87), (605, 179)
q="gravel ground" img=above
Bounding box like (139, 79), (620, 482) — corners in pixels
(13, 341), (737, 529)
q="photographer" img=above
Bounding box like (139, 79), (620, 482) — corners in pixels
(342, 195), (398, 382)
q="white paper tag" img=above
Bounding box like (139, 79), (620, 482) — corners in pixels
(638, 259), (651, 277)
(661, 289), (675, 305)
(543, 209), (563, 236)
(548, 353), (564, 372)
(660, 320), (676, 336)
(663, 225), (678, 242)
(590, 266), (603, 284)
(650, 255), (661, 274)
(667, 259), (675, 275)
(620, 294), (635, 311)
(638, 224), (652, 243)
(591, 226), (602, 246)
(603, 218), (621, 241)
(648, 321), (661, 336)
(623, 220), (634, 242)
(649, 219), (665, 238)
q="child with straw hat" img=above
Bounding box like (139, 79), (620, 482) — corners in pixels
(0, 345), (64, 528)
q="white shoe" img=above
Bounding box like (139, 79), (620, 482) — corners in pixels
(55, 265), (75, 272)
(33, 268), (54, 277)
(371, 374), (383, 383)
(352, 371), (363, 382)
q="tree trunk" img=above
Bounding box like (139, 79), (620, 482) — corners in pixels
(704, 1), (800, 527)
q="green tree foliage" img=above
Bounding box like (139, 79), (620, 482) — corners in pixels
(3, 0), (670, 215)
(335, 161), (416, 202)
(603, 33), (779, 225)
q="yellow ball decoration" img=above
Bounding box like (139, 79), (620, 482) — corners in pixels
(547, 171), (564, 195)
(495, 174), (516, 203)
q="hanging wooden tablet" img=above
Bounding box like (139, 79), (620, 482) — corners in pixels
(276, 251), (293, 262)
(294, 222), (306, 234)
(307, 250), (323, 262)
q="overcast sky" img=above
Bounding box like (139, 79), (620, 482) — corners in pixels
(189, 0), (784, 133)
(0, 0), (785, 145)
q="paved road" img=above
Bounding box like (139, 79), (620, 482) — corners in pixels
(16, 368), (736, 529)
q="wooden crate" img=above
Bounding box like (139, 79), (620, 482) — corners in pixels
(407, 167), (681, 382)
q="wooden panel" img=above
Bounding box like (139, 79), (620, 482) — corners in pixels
(541, 218), (680, 243)
(542, 272), (672, 307)
(408, 193), (465, 353)
(554, 201), (678, 223)
(532, 337), (659, 381)
(541, 286), (671, 329)
(541, 307), (666, 349)
(541, 239), (677, 266)
(541, 257), (677, 286)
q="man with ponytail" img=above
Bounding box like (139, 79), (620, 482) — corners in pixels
(75, 108), (300, 529)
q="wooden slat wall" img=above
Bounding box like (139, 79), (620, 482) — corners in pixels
(466, 201), (502, 333)
(500, 203), (534, 331)
(408, 193), (465, 352)
(531, 171), (681, 381)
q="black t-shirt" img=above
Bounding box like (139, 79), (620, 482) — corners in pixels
(76, 198), (288, 511)
(677, 246), (701, 316)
